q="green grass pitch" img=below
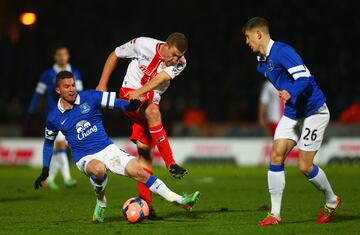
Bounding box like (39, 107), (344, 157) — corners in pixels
(0, 165), (359, 235)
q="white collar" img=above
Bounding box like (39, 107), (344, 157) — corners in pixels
(266, 39), (274, 57)
(57, 94), (80, 113)
(53, 63), (72, 73)
(257, 39), (275, 61)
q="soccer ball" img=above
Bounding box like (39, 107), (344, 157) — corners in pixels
(122, 197), (149, 223)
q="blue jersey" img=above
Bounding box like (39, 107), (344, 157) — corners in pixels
(257, 40), (326, 119)
(28, 64), (83, 115)
(43, 90), (130, 167)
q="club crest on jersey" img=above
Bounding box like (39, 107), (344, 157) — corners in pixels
(80, 102), (91, 114)
(76, 120), (97, 140)
(267, 59), (274, 71)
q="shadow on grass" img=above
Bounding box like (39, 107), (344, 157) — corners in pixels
(332, 214), (360, 223)
(0, 195), (41, 203)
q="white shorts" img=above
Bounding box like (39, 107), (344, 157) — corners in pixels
(55, 131), (66, 142)
(75, 144), (136, 176)
(274, 103), (330, 151)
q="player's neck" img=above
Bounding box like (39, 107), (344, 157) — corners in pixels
(259, 38), (271, 57)
(60, 98), (75, 111)
(56, 63), (68, 70)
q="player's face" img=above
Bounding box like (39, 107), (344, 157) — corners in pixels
(244, 30), (261, 53)
(56, 77), (77, 103)
(54, 48), (70, 67)
(163, 45), (184, 66)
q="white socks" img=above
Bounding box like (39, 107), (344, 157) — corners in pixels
(58, 151), (71, 181)
(47, 150), (71, 182)
(307, 165), (337, 207)
(268, 165), (285, 217)
(145, 176), (183, 204)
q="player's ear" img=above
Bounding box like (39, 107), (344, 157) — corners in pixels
(55, 87), (61, 95)
(256, 30), (262, 40)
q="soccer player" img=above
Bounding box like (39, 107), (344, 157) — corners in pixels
(259, 80), (284, 136)
(28, 45), (82, 189)
(34, 71), (200, 223)
(96, 33), (188, 218)
(242, 17), (341, 226)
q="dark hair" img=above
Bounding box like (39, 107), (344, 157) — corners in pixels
(166, 32), (188, 53)
(242, 17), (270, 34)
(56, 71), (74, 87)
(52, 44), (68, 54)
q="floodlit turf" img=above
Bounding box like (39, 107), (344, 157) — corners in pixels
(0, 165), (359, 235)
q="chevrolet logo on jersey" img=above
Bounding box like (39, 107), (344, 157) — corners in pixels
(76, 120), (98, 140)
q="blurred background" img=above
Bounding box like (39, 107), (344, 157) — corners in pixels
(0, 0), (359, 166)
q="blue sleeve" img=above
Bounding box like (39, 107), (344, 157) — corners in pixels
(28, 93), (42, 113)
(28, 72), (49, 113)
(43, 118), (58, 167)
(91, 90), (130, 111)
(278, 46), (311, 104)
(73, 68), (84, 91)
(43, 139), (54, 167)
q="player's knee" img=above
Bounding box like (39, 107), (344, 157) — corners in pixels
(88, 161), (106, 178)
(270, 149), (284, 165)
(131, 167), (149, 183)
(298, 163), (312, 175)
(145, 105), (161, 121)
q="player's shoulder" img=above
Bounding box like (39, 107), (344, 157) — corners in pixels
(40, 67), (56, 79)
(135, 37), (163, 51)
(46, 105), (61, 125)
(273, 41), (296, 55)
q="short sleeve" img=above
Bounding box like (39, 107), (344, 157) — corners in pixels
(115, 38), (139, 59)
(163, 56), (187, 79)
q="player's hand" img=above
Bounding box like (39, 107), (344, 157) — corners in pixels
(126, 90), (142, 100)
(279, 90), (291, 102)
(34, 167), (49, 190)
(96, 84), (107, 92)
(125, 99), (142, 112)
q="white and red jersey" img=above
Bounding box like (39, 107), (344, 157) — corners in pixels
(260, 80), (284, 123)
(114, 37), (186, 104)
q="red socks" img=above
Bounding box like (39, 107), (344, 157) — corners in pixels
(149, 124), (175, 168)
(138, 167), (153, 205)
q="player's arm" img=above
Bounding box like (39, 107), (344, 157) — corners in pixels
(28, 72), (48, 120)
(97, 38), (139, 92)
(96, 52), (119, 92)
(127, 71), (171, 100)
(74, 69), (84, 91)
(94, 90), (141, 112)
(34, 123), (58, 190)
(278, 47), (311, 105)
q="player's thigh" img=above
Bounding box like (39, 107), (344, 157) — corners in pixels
(124, 159), (150, 183)
(272, 116), (299, 162)
(298, 150), (317, 174)
(272, 139), (297, 163)
(298, 104), (330, 152)
(102, 144), (136, 176)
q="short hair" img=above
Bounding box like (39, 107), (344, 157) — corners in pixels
(56, 71), (74, 87)
(242, 17), (270, 34)
(52, 44), (68, 54)
(166, 32), (188, 53)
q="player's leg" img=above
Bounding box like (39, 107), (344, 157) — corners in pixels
(143, 103), (186, 178)
(136, 140), (164, 219)
(56, 138), (77, 188)
(124, 158), (200, 210)
(298, 104), (340, 223)
(101, 145), (200, 211)
(86, 159), (108, 223)
(44, 141), (65, 190)
(259, 116), (299, 226)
